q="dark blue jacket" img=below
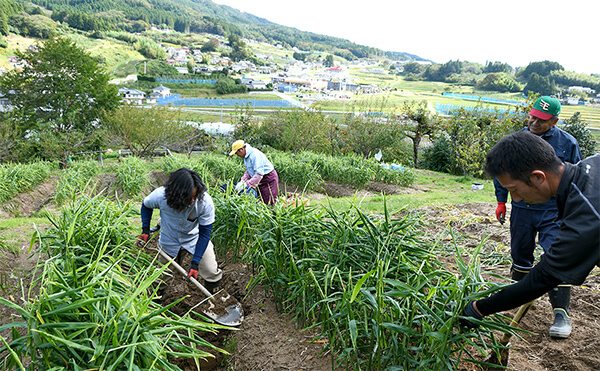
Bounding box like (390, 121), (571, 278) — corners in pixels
(494, 126), (582, 210)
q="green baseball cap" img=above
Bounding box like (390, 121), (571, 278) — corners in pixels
(530, 96), (561, 120)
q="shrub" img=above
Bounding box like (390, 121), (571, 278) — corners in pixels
(561, 112), (598, 158)
(442, 105), (527, 177)
(420, 134), (453, 173)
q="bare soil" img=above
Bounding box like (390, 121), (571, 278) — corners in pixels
(1, 179), (599, 370)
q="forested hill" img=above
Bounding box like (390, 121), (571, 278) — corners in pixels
(23, 0), (425, 61)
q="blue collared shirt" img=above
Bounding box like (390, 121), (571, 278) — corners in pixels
(244, 144), (274, 177)
(494, 126), (582, 210)
(143, 187), (215, 257)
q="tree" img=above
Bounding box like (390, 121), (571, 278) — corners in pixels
(341, 99), (407, 161)
(201, 37), (219, 52)
(293, 52), (306, 61)
(186, 58), (195, 73)
(523, 72), (557, 96)
(484, 61), (512, 73)
(400, 101), (440, 168)
(103, 105), (197, 157)
(0, 36), (120, 135)
(477, 72), (521, 92)
(324, 54), (334, 67)
(402, 62), (425, 75)
(518, 60), (564, 80)
(442, 105), (527, 177)
(8, 12), (56, 38)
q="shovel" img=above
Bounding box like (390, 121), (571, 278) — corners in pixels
(484, 300), (534, 369)
(158, 249), (244, 327)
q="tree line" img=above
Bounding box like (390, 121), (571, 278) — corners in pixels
(403, 59), (600, 97)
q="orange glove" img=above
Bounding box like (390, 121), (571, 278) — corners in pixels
(136, 233), (149, 247)
(495, 202), (506, 223)
(187, 261), (199, 280)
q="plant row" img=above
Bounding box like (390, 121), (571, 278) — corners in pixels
(0, 161), (57, 203)
(211, 193), (523, 370)
(0, 195), (225, 369)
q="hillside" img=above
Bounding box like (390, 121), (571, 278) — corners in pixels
(21, 0), (425, 62)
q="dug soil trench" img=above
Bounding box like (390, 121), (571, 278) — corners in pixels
(1, 179), (599, 370)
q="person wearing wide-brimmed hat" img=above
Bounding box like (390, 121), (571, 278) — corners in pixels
(492, 96), (582, 338)
(230, 140), (279, 205)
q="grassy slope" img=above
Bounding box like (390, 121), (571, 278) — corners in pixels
(312, 169), (497, 215)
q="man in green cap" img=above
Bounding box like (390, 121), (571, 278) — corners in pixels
(493, 96), (582, 338)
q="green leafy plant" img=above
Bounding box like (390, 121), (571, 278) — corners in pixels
(561, 112), (597, 158)
(0, 161), (57, 203)
(54, 160), (101, 205)
(214, 195), (518, 370)
(0, 195), (225, 369)
(117, 155), (150, 198)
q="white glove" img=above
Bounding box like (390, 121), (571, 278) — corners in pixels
(235, 181), (245, 192)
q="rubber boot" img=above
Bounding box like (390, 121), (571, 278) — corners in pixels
(548, 285), (572, 338)
(510, 264), (531, 281)
(204, 280), (221, 295)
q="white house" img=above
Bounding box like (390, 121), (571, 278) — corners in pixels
(249, 80), (268, 90)
(565, 96), (580, 105)
(568, 86), (596, 94)
(153, 84), (171, 97)
(118, 88), (146, 105)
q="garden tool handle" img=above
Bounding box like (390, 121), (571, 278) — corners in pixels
(500, 300), (534, 345)
(158, 249), (214, 299)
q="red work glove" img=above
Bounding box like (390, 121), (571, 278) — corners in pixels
(136, 233), (149, 248)
(495, 202), (506, 223)
(187, 261), (199, 280)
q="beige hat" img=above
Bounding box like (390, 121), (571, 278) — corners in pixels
(229, 140), (245, 156)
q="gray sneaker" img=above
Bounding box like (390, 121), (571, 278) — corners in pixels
(549, 309), (571, 338)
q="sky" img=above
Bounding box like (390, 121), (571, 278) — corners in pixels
(212, 0), (598, 75)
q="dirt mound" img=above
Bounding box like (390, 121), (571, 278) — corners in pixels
(0, 177), (57, 218)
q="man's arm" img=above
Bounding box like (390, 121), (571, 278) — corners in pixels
(493, 177), (509, 203)
(475, 265), (562, 316)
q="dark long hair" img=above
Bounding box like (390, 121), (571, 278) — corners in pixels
(164, 168), (206, 211)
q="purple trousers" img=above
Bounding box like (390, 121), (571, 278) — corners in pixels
(258, 170), (279, 205)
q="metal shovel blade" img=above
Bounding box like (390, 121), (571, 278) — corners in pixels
(201, 290), (244, 327)
(158, 249), (244, 327)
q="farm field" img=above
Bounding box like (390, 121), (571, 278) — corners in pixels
(0, 155), (599, 370)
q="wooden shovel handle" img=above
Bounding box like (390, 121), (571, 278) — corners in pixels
(158, 249), (214, 299)
(500, 300), (534, 344)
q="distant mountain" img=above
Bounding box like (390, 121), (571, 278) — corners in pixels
(25, 0), (426, 62)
